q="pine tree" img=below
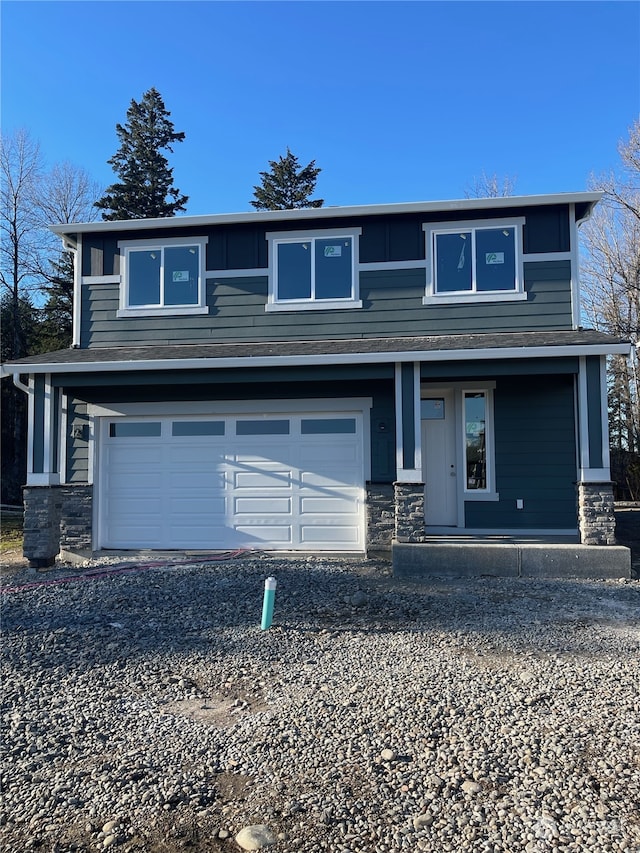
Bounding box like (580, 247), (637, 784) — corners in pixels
(38, 251), (74, 351)
(251, 148), (323, 210)
(95, 88), (188, 220)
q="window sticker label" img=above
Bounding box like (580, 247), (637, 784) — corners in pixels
(466, 421), (484, 436)
(485, 252), (504, 265)
(324, 245), (342, 257)
(173, 270), (190, 282)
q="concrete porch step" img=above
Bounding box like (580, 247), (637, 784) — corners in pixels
(392, 541), (632, 580)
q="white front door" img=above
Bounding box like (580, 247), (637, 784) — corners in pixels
(421, 390), (458, 526)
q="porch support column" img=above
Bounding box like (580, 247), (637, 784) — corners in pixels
(23, 373), (64, 567)
(27, 373), (62, 487)
(394, 362), (425, 542)
(576, 356), (616, 545)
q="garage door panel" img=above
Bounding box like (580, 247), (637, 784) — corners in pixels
(168, 526), (233, 548)
(300, 495), (359, 514)
(105, 445), (163, 465)
(234, 497), (291, 514)
(169, 498), (227, 516)
(300, 525), (361, 545)
(299, 442), (360, 465)
(234, 470), (293, 489)
(169, 445), (226, 464)
(301, 471), (360, 489)
(107, 523), (164, 546)
(106, 473), (164, 493)
(233, 447), (293, 462)
(171, 471), (227, 490)
(234, 524), (293, 544)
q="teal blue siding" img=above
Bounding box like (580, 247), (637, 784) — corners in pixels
(66, 399), (89, 483)
(81, 260), (573, 348)
(465, 375), (578, 529)
(207, 226), (267, 269)
(422, 357), (579, 380)
(586, 356), (604, 468)
(522, 206), (570, 253)
(360, 218), (424, 263)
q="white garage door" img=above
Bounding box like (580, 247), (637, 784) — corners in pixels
(98, 412), (365, 551)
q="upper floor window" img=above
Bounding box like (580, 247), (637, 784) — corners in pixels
(423, 218), (525, 304)
(266, 228), (362, 312)
(117, 236), (208, 317)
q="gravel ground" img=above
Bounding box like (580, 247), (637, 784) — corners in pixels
(1, 554), (639, 853)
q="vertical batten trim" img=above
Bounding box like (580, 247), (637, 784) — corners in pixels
(599, 355), (611, 470)
(578, 356), (590, 474)
(87, 412), (95, 486)
(394, 363), (403, 477)
(569, 203), (581, 329)
(59, 393), (68, 485)
(72, 236), (82, 347)
(43, 374), (52, 473)
(412, 362), (422, 473)
(26, 376), (35, 476)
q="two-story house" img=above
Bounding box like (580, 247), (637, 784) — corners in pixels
(1, 193), (632, 573)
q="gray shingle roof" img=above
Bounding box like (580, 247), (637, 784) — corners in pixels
(2, 330), (630, 375)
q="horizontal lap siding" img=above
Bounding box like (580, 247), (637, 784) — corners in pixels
(466, 375), (577, 530)
(81, 261), (572, 347)
(66, 399), (89, 483)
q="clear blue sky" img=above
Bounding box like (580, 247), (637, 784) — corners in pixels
(2, 1), (639, 218)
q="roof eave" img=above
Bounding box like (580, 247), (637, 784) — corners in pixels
(49, 192), (604, 239)
(1, 340), (632, 378)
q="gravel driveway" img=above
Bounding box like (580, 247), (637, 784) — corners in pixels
(1, 555), (639, 853)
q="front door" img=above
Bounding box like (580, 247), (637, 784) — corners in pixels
(421, 390), (458, 526)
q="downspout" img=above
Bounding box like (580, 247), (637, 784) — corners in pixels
(12, 372), (30, 395)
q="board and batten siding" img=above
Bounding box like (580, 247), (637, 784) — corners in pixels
(80, 261), (573, 348)
(465, 375), (578, 530)
(81, 204), (573, 276)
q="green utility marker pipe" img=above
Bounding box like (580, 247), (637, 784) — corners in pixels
(261, 577), (277, 630)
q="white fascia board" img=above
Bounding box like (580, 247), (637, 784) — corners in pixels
(49, 192), (603, 238)
(2, 340), (632, 377)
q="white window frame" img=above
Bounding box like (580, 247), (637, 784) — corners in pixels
(117, 236), (208, 317)
(461, 387), (497, 499)
(423, 218), (526, 305)
(265, 227), (362, 312)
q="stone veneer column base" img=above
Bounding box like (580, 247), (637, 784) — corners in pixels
(23, 487), (63, 568)
(365, 482), (395, 552)
(59, 485), (93, 553)
(577, 481), (617, 545)
(394, 482), (426, 543)
(23, 484), (93, 567)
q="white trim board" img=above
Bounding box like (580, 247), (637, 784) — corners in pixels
(87, 397), (374, 417)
